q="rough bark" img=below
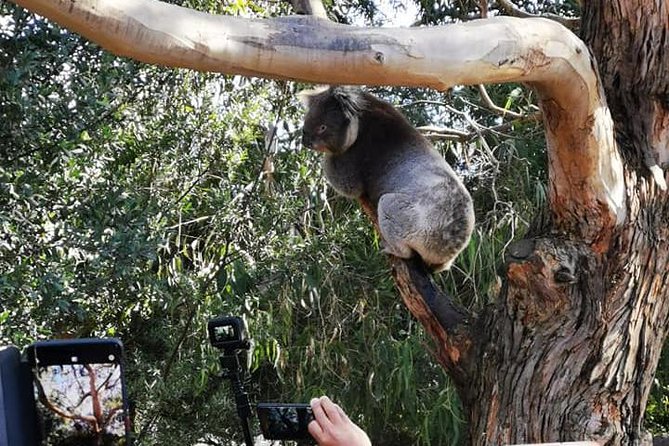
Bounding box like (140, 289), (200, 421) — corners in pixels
(582, 0), (669, 190)
(468, 222), (669, 445)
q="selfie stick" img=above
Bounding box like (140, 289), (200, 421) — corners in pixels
(220, 350), (253, 446)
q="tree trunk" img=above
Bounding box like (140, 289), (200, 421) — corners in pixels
(461, 1), (669, 444)
(466, 231), (668, 445)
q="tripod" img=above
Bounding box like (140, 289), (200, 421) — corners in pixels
(219, 349), (253, 446)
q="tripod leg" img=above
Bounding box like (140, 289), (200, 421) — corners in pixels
(240, 416), (254, 446)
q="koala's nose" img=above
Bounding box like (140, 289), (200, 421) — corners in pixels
(301, 131), (312, 148)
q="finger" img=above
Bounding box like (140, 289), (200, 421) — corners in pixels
(307, 419), (325, 442)
(310, 397), (333, 430)
(320, 396), (344, 424)
(336, 404), (350, 421)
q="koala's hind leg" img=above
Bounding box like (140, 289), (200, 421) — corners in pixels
(377, 193), (418, 259)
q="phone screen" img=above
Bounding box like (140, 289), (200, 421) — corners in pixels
(256, 403), (314, 441)
(28, 339), (130, 446)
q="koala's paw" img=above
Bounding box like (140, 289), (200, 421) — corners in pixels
(380, 240), (413, 259)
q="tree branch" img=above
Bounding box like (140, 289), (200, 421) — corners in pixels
(418, 112), (542, 142)
(480, 0), (489, 19)
(9, 0), (625, 240)
(358, 196), (474, 382)
(34, 371), (99, 428)
(497, 0), (581, 31)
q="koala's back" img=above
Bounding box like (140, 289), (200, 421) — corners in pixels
(374, 139), (474, 271)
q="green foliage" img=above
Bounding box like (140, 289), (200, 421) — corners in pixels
(647, 342), (669, 435)
(414, 0), (580, 25)
(1, 2), (468, 444)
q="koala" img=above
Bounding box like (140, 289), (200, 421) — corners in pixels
(299, 86), (475, 272)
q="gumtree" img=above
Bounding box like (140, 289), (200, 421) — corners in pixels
(8, 0), (669, 444)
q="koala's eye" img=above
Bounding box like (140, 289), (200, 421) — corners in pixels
(317, 124), (327, 134)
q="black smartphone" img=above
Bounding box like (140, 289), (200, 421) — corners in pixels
(0, 346), (38, 446)
(26, 338), (131, 446)
(256, 402), (315, 442)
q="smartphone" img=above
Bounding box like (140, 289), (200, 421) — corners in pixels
(26, 338), (131, 446)
(256, 402), (315, 442)
(0, 346), (38, 446)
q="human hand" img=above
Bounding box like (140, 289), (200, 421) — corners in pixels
(308, 396), (371, 446)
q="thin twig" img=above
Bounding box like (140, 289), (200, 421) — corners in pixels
(165, 215), (212, 230)
(477, 84), (525, 119)
(480, 0), (488, 18)
(417, 125), (470, 139)
(497, 0), (580, 30)
(418, 111), (542, 142)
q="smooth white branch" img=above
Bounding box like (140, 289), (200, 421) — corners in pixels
(11, 0), (627, 236)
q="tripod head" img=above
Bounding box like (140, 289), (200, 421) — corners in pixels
(208, 316), (254, 446)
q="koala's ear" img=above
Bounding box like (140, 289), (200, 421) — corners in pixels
(330, 86), (366, 119)
(297, 85), (329, 109)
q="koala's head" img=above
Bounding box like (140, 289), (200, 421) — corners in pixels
(299, 86), (366, 155)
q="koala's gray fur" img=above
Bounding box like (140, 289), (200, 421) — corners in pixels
(300, 86), (474, 272)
